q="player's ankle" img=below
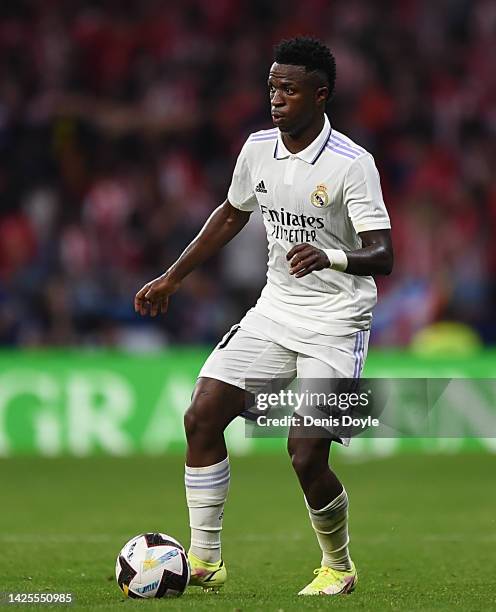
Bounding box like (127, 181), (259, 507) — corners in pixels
(189, 547), (221, 565)
(323, 557), (353, 572)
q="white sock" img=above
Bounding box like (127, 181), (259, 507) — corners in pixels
(185, 456), (230, 564)
(306, 488), (352, 571)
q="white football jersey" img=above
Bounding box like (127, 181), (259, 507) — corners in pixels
(227, 114), (391, 336)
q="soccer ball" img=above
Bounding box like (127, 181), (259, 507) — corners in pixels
(115, 533), (190, 598)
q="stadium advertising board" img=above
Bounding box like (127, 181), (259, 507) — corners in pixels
(0, 350), (495, 456)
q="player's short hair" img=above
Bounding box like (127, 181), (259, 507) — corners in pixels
(274, 37), (336, 100)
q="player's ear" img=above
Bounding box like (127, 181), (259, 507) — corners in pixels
(316, 86), (328, 105)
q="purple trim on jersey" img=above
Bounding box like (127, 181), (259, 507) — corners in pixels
(331, 132), (366, 153)
(250, 129), (278, 138)
(358, 331), (365, 377)
(310, 123), (333, 164)
(329, 137), (363, 157)
(325, 144), (358, 160)
(352, 332), (360, 379)
(358, 331), (363, 377)
(272, 123), (332, 163)
(253, 128), (278, 135)
(353, 331), (364, 379)
(249, 135), (278, 142)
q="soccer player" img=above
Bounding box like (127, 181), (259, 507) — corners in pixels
(135, 37), (393, 596)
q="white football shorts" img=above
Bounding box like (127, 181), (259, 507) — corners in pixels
(199, 309), (370, 441)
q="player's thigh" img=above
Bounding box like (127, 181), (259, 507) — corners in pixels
(200, 324), (297, 388)
(194, 323), (297, 423)
(185, 376), (250, 434)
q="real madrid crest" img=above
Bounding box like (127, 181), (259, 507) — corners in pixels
(310, 184), (330, 208)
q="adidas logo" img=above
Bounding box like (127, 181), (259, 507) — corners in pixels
(255, 180), (267, 193)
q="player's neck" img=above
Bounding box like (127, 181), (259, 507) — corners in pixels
(281, 115), (325, 154)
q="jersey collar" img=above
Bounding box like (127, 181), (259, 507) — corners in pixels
(273, 114), (332, 164)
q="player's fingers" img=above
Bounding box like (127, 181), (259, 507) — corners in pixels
(134, 285), (149, 312)
(286, 243), (309, 260)
(289, 253), (317, 274)
(289, 254), (308, 271)
(135, 298), (148, 316)
(295, 262), (319, 278)
(146, 286), (166, 305)
(150, 300), (159, 317)
(160, 298), (169, 314)
(287, 243), (309, 260)
(289, 252), (311, 271)
(140, 298), (150, 316)
(134, 295), (146, 316)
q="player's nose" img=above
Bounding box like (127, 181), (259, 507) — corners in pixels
(271, 91), (284, 106)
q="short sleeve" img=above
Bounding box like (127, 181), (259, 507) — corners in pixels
(344, 154), (391, 233)
(227, 142), (258, 212)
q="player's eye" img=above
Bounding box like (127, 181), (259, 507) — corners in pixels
(284, 87), (294, 95)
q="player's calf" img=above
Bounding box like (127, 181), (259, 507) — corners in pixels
(184, 377), (246, 466)
(288, 434), (355, 592)
(184, 377), (247, 573)
(287, 435), (341, 507)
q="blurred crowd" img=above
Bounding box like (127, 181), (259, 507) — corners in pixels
(1, 0), (495, 349)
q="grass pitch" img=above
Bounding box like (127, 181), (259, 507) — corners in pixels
(1, 453), (495, 611)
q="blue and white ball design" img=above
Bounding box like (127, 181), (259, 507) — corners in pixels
(115, 533), (190, 598)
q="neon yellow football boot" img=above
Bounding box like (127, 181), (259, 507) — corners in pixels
(298, 561), (357, 595)
(188, 551), (227, 592)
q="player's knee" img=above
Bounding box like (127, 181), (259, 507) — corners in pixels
(183, 396), (223, 441)
(287, 438), (326, 483)
(183, 407), (198, 439)
(290, 453), (315, 483)
(288, 440), (313, 479)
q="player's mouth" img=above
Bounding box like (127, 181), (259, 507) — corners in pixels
(271, 112), (286, 124)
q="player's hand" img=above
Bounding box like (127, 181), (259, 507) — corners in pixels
(287, 243), (330, 278)
(134, 274), (181, 317)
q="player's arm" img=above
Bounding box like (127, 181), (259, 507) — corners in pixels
(288, 153), (393, 278)
(342, 229), (393, 275)
(134, 200), (251, 316)
(287, 230), (393, 278)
